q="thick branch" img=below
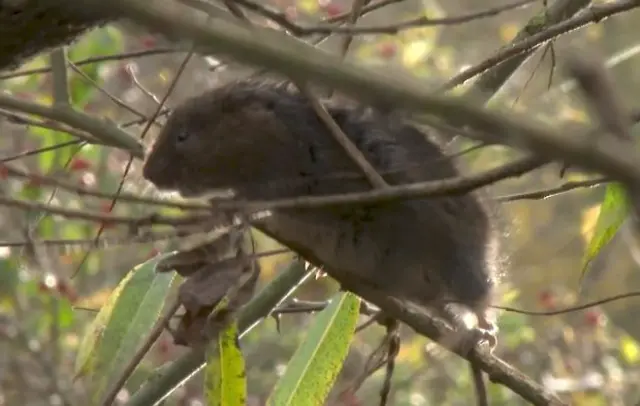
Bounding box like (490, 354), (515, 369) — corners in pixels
(0, 0), (112, 71)
(336, 280), (567, 405)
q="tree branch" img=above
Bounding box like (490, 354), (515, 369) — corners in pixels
(0, 93), (143, 157)
(445, 0), (592, 101)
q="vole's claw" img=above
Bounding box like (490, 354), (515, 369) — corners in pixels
(449, 327), (497, 356)
(476, 318), (498, 352)
(476, 328), (497, 353)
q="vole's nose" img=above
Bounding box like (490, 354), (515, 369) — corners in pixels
(141, 152), (179, 193)
(141, 160), (153, 182)
(141, 154), (163, 184)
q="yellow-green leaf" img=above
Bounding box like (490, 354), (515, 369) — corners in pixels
(267, 292), (360, 406)
(204, 321), (247, 406)
(402, 41), (431, 68)
(74, 252), (176, 403)
(580, 183), (630, 280)
(621, 335), (640, 364)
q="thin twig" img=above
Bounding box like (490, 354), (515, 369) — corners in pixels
(302, 88), (388, 187)
(0, 194), (213, 226)
(3, 164), (212, 211)
(100, 299), (182, 406)
(0, 47), (187, 80)
(0, 230), (180, 248)
(231, 0), (535, 36)
(68, 61), (155, 124)
(496, 177), (608, 202)
(126, 64), (162, 105)
(0, 93), (143, 156)
(441, 0), (637, 92)
(50, 48), (70, 106)
(0, 110), (103, 147)
(211, 156), (545, 211)
(565, 53), (631, 141)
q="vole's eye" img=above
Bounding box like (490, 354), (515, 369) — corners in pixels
(176, 130), (190, 144)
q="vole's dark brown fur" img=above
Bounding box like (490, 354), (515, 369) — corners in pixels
(143, 79), (502, 343)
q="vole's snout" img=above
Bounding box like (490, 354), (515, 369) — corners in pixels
(141, 153), (172, 190)
(141, 161), (155, 183)
(141, 151), (156, 181)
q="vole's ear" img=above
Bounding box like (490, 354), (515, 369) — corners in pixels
(217, 90), (248, 115)
(237, 101), (281, 125)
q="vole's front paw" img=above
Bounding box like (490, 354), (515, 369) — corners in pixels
(476, 318), (498, 353)
(437, 304), (498, 355)
(475, 327), (497, 353)
(454, 328), (495, 356)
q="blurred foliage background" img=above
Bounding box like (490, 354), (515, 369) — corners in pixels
(2, 0), (640, 405)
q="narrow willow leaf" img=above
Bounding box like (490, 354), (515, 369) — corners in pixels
(581, 183), (630, 278)
(204, 321), (247, 406)
(267, 292), (360, 406)
(74, 253), (176, 403)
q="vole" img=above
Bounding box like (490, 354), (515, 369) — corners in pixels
(142, 79), (503, 398)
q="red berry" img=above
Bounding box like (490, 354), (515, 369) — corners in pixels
(100, 202), (113, 213)
(26, 175), (43, 188)
(57, 281), (78, 303)
(100, 221), (115, 230)
(338, 389), (361, 406)
(285, 6), (298, 20)
(584, 310), (603, 327)
(83, 103), (97, 113)
(0, 164), (8, 180)
(139, 35), (157, 49)
(537, 290), (555, 310)
(157, 338), (171, 355)
(69, 158), (91, 172)
(116, 63), (137, 85)
(147, 248), (160, 260)
(378, 43), (397, 59)
(99, 203), (115, 229)
(323, 3), (342, 17)
(37, 280), (50, 294)
(118, 63), (131, 79)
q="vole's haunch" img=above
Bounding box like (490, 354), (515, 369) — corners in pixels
(142, 80), (503, 345)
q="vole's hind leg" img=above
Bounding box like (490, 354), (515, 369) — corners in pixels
(436, 303), (495, 406)
(476, 310), (499, 352)
(436, 303), (497, 355)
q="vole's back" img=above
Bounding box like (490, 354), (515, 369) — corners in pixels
(231, 84), (499, 312)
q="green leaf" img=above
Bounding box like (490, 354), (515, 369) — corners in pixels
(581, 183), (630, 278)
(67, 26), (124, 108)
(61, 222), (88, 241)
(19, 182), (43, 202)
(31, 126), (58, 173)
(267, 292), (360, 406)
(74, 253), (176, 403)
(36, 216), (57, 239)
(46, 297), (76, 330)
(30, 125), (76, 173)
(0, 257), (19, 301)
(204, 321), (247, 406)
